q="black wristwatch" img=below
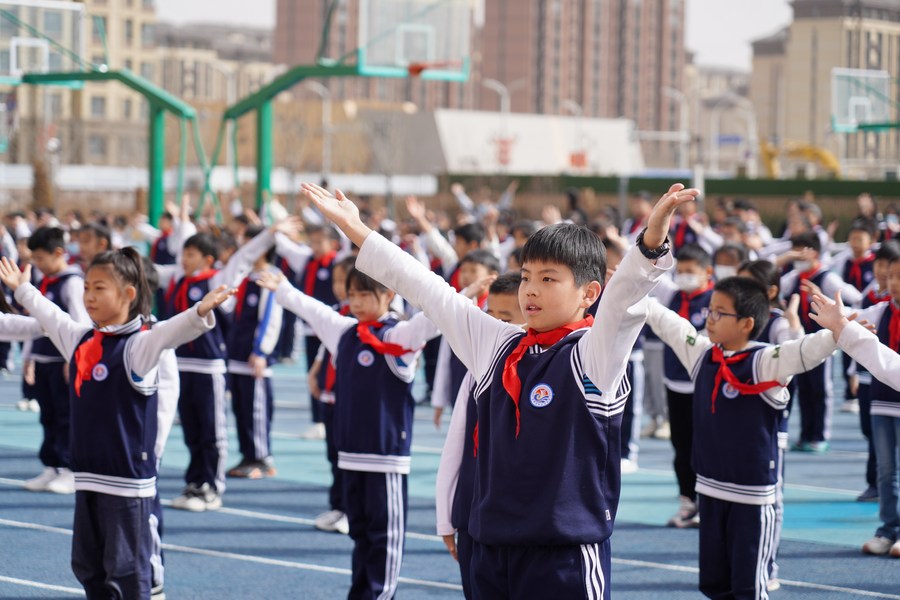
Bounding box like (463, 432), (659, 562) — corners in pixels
(635, 228), (670, 260)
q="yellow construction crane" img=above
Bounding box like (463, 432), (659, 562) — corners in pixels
(759, 141), (842, 179)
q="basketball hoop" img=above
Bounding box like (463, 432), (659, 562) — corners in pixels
(407, 60), (463, 78)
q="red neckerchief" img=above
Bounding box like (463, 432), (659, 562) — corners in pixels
(867, 288), (890, 306)
(449, 267), (462, 291)
(798, 265), (821, 327)
(323, 304), (352, 392)
(673, 217), (690, 248)
(39, 275), (60, 295)
(74, 330), (105, 397)
(356, 320), (414, 357)
(500, 315), (594, 437)
(847, 253), (874, 290)
(234, 278), (250, 320)
(169, 269), (217, 313)
(151, 230), (171, 262)
(678, 281), (714, 319)
(304, 251), (337, 296)
(477, 292), (489, 310)
(889, 303), (900, 353)
(709, 346), (781, 413)
(629, 216), (647, 234)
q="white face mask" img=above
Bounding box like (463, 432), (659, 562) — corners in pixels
(714, 265), (738, 280)
(794, 260), (813, 272)
(674, 273), (701, 292)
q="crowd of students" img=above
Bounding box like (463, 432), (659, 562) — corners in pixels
(1, 183), (898, 600)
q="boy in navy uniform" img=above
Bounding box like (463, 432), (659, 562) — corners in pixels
(781, 232), (862, 451)
(646, 276), (837, 598)
(299, 181), (699, 599)
(24, 226), (91, 494)
(226, 226), (284, 479)
(258, 264), (439, 599)
(436, 272), (524, 599)
(659, 243), (715, 527)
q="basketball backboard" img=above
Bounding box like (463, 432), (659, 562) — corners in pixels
(357, 0), (470, 81)
(0, 0), (86, 85)
(831, 68), (893, 133)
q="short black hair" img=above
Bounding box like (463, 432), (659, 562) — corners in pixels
(307, 224), (341, 242)
(713, 243), (748, 266)
(875, 239), (900, 262)
(603, 237), (626, 259)
(346, 267), (390, 295)
(738, 259), (782, 308)
(521, 223), (606, 286)
(141, 255), (160, 291)
(81, 222), (112, 248)
(27, 226), (66, 253)
(511, 220), (538, 240)
(454, 222), (486, 246)
(676, 243), (711, 268)
(721, 216), (748, 234)
(733, 197), (757, 212)
(714, 276), (771, 339)
(333, 256), (356, 274)
(459, 249), (500, 274)
(183, 233), (218, 259)
(508, 246), (524, 266)
(217, 231), (237, 254)
(489, 272), (521, 295)
(848, 218), (876, 238)
(790, 231), (821, 253)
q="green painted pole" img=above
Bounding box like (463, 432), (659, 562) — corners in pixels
(148, 104), (165, 227)
(256, 100), (273, 210)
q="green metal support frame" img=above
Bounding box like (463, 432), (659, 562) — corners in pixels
(23, 69), (197, 226)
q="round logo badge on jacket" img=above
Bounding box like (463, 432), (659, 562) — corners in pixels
(317, 268), (330, 281)
(188, 287), (203, 301)
(358, 350), (375, 367)
(92, 363), (109, 382)
(722, 383), (740, 399)
(530, 383), (554, 408)
(246, 293), (259, 307)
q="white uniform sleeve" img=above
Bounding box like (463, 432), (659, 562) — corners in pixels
(383, 311), (441, 353)
(154, 348), (180, 460)
(435, 372), (474, 536)
(1, 229), (18, 264)
(838, 320), (900, 391)
(211, 229), (275, 290)
(768, 316), (803, 345)
(274, 233), (314, 274)
(756, 329), (837, 385)
(253, 287), (283, 357)
(61, 275), (91, 325)
(578, 247), (676, 398)
(128, 304), (216, 378)
(154, 264), (181, 290)
(821, 272), (863, 308)
(0, 314), (45, 341)
(423, 228), (459, 275)
(13, 283), (93, 360)
(273, 280), (356, 355)
(644, 298), (713, 376)
(431, 339), (453, 409)
(355, 233), (521, 381)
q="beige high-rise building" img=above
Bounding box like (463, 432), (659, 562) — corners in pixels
(751, 0), (900, 178)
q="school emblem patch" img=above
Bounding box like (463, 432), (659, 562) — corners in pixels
(722, 383), (740, 399)
(317, 268), (330, 281)
(45, 291), (54, 301)
(530, 383), (554, 408)
(357, 350), (375, 367)
(188, 287), (203, 301)
(690, 312), (706, 327)
(92, 363), (109, 382)
(246, 293), (259, 307)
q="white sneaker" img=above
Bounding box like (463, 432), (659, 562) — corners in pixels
(840, 399), (860, 414)
(767, 578), (781, 592)
(334, 513), (349, 535)
(862, 536), (894, 555)
(171, 484), (199, 510)
(620, 458), (639, 474)
(301, 423), (327, 440)
(891, 540), (900, 558)
(653, 421), (671, 440)
(315, 509), (347, 533)
(16, 399), (29, 411)
(24, 467), (58, 491)
(667, 496), (700, 528)
(197, 483), (223, 511)
(46, 468), (75, 494)
(28, 399), (40, 412)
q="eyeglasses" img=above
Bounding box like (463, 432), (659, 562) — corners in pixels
(700, 307), (743, 322)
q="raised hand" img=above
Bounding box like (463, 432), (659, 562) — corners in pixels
(198, 284), (237, 318)
(785, 293), (802, 332)
(461, 274), (497, 301)
(256, 270), (286, 292)
(300, 183), (371, 247)
(271, 215), (303, 238)
(644, 183), (702, 250)
(809, 291), (848, 339)
(0, 257), (31, 291)
(405, 195), (430, 231)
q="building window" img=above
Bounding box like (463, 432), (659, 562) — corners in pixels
(143, 0), (154, 8)
(125, 59), (133, 71)
(43, 12), (63, 35)
(124, 99), (132, 119)
(125, 20), (134, 46)
(49, 93), (63, 118)
(90, 96), (106, 118)
(141, 62), (155, 82)
(92, 17), (107, 43)
(88, 135), (107, 157)
(141, 24), (154, 47)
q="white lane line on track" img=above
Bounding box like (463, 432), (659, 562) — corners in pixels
(0, 575), (84, 595)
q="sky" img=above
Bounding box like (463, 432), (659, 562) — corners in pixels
(154, 0), (794, 72)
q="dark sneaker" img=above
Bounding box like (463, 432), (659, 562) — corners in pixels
(856, 485), (879, 502)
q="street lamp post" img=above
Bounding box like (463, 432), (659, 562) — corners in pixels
(662, 86), (689, 171)
(482, 78), (527, 170)
(301, 80), (333, 180)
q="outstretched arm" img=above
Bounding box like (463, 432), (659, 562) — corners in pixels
(300, 184), (519, 379)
